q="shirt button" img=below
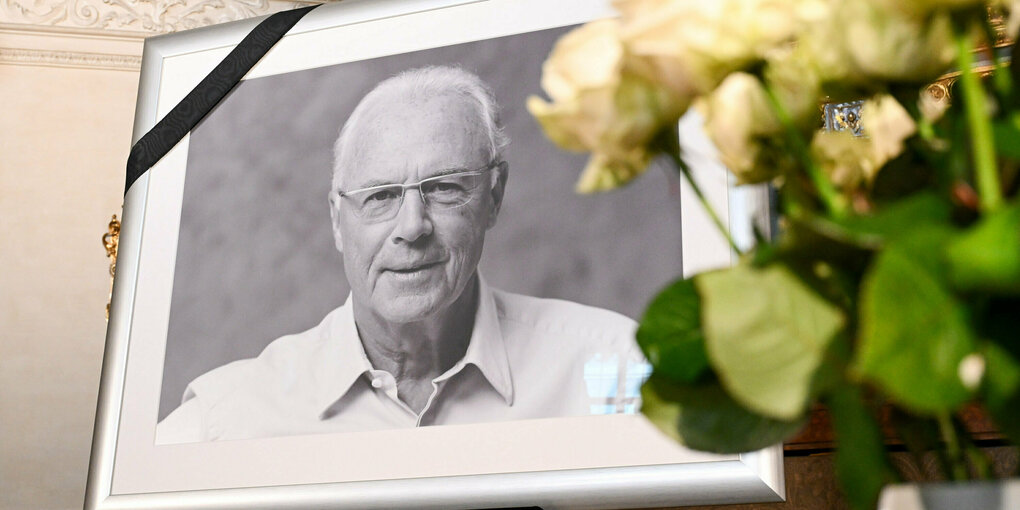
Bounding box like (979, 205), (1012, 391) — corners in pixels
(371, 378), (383, 389)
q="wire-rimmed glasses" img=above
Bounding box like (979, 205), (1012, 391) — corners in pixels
(337, 161), (499, 222)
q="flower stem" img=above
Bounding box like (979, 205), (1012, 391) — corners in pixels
(955, 22), (1003, 212)
(761, 82), (848, 219)
(965, 444), (991, 480)
(937, 412), (968, 481)
(955, 410), (991, 479)
(665, 147), (744, 256)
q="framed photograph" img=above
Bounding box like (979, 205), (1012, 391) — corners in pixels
(86, 0), (782, 508)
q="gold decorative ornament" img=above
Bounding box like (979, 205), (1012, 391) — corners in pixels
(987, 5), (1010, 48)
(822, 100), (865, 136)
(822, 7), (1014, 135)
(103, 214), (120, 321)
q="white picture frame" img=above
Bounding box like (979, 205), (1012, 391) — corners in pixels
(86, 0), (783, 508)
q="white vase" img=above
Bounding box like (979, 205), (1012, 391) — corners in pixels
(877, 479), (1020, 510)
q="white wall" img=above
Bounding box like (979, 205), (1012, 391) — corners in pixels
(0, 2), (313, 507)
(0, 62), (137, 509)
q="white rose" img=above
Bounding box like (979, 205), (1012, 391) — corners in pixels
(698, 73), (791, 184)
(615, 0), (809, 97)
(811, 131), (883, 189)
(575, 150), (655, 193)
(527, 19), (687, 192)
(1006, 1), (1020, 45)
(764, 45), (825, 130)
(811, 94), (916, 190)
(816, 0), (957, 85)
(861, 94), (917, 165)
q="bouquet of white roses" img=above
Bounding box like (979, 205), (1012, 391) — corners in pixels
(529, 1), (1020, 508)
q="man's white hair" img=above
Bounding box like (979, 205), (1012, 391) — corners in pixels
(332, 65), (510, 191)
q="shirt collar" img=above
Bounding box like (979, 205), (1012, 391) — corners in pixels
(313, 300), (373, 418)
(437, 275), (514, 406)
(314, 275), (514, 418)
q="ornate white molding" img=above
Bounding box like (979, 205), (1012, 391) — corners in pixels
(0, 0), (324, 70)
(0, 46), (140, 69)
(0, 0), (321, 35)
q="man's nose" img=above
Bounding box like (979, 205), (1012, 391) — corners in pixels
(391, 189), (433, 244)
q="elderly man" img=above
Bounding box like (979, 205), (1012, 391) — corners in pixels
(156, 66), (645, 444)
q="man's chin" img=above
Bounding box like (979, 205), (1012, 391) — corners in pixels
(372, 293), (444, 324)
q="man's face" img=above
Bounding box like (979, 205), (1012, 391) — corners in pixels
(330, 92), (506, 323)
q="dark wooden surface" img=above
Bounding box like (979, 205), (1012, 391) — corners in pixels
(672, 447), (1018, 510)
(669, 405), (1015, 510)
(783, 404), (1005, 452)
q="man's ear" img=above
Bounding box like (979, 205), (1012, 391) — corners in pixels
(486, 160), (509, 229)
(328, 191), (344, 253)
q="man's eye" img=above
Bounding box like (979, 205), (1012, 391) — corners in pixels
(426, 181), (465, 193)
(364, 189), (400, 203)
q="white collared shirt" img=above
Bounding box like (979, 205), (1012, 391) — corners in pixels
(156, 278), (649, 444)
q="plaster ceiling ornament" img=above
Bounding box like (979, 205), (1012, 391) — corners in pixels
(0, 0), (320, 34)
(0, 46), (141, 69)
(0, 0), (323, 69)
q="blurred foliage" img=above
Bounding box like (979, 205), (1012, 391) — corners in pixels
(533, 1), (1020, 508)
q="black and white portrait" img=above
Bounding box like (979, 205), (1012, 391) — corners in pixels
(155, 25), (685, 444)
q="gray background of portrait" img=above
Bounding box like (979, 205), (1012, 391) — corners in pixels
(159, 25), (685, 421)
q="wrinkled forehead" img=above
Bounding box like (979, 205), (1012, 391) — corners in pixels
(335, 92), (490, 189)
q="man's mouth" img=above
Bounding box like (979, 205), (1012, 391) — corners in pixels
(386, 261), (443, 274)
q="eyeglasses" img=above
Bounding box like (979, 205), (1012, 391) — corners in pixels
(337, 161), (499, 222)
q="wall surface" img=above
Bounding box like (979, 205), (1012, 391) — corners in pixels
(0, 61), (137, 510)
(0, 2), (313, 508)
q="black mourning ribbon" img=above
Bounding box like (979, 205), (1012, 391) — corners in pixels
(124, 5), (318, 195)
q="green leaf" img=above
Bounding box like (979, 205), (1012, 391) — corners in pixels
(641, 375), (805, 453)
(697, 263), (846, 421)
(836, 192), (951, 242)
(868, 151), (937, 201)
(982, 342), (1020, 444)
(637, 279), (710, 383)
(796, 192), (951, 251)
(855, 227), (977, 413)
(780, 215), (873, 275)
(1010, 31), (1020, 109)
(639, 376), (683, 444)
(992, 115), (1020, 160)
(946, 202), (1020, 294)
(827, 385), (896, 510)
(977, 296), (1020, 351)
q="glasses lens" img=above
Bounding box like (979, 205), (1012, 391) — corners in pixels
(350, 185), (404, 219)
(421, 172), (486, 209)
(341, 166), (493, 221)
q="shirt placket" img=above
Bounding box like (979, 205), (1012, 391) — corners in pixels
(366, 370), (415, 424)
(367, 364), (467, 426)
(418, 362), (469, 426)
